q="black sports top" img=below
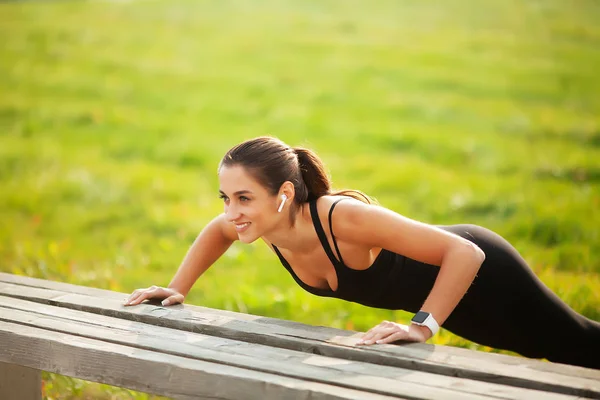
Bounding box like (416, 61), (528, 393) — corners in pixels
(271, 198), (441, 311)
(275, 198), (600, 370)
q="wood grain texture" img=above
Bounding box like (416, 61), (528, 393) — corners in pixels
(0, 321), (402, 400)
(2, 273), (599, 399)
(0, 362), (41, 400)
(1, 297), (580, 400)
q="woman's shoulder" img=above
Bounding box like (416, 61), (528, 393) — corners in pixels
(312, 195), (372, 221)
(310, 195), (386, 248)
(317, 194), (374, 207)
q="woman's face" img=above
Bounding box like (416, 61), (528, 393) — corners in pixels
(218, 165), (282, 243)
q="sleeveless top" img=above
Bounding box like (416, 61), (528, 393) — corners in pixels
(271, 198), (442, 311)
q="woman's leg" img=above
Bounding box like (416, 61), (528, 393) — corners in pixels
(438, 224), (600, 369)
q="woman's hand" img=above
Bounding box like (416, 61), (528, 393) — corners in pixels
(124, 286), (184, 307)
(356, 320), (431, 345)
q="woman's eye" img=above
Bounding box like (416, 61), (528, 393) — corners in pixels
(219, 195), (229, 202)
(240, 196), (250, 202)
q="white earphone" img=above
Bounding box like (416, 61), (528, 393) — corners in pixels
(277, 194), (287, 213)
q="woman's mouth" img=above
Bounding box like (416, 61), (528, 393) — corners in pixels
(235, 222), (251, 233)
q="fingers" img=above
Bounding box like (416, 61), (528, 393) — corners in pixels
(358, 327), (398, 345)
(124, 286), (184, 307)
(356, 321), (410, 346)
(124, 286), (161, 306)
(357, 321), (396, 345)
(124, 289), (144, 306)
(161, 292), (185, 306)
(374, 330), (409, 345)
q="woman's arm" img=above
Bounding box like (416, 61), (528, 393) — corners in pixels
(125, 213), (238, 306)
(332, 199), (485, 341)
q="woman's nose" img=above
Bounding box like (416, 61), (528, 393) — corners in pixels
(225, 205), (241, 222)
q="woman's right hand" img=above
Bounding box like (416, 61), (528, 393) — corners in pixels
(124, 286), (185, 307)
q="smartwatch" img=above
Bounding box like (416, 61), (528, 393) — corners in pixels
(411, 311), (440, 336)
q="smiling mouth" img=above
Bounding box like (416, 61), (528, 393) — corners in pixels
(235, 222), (251, 231)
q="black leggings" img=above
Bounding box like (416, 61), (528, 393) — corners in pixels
(400, 224), (600, 369)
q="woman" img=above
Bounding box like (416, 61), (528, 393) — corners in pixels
(125, 136), (600, 369)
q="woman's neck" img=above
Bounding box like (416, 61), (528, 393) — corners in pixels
(263, 203), (316, 253)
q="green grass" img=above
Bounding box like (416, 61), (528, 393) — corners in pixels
(1, 0), (599, 398)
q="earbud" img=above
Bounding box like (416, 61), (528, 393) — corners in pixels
(277, 194), (287, 213)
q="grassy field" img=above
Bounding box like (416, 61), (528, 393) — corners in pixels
(1, 0), (599, 398)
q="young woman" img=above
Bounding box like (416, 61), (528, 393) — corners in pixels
(125, 136), (600, 369)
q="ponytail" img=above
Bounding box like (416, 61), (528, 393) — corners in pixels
(294, 146), (373, 205)
(294, 147), (331, 202)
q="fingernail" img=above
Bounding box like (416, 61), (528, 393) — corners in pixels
(376, 340), (383, 344)
(161, 299), (170, 306)
(356, 340), (363, 345)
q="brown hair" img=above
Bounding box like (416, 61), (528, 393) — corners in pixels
(218, 136), (372, 224)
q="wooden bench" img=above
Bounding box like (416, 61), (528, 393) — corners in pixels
(1, 272), (599, 400)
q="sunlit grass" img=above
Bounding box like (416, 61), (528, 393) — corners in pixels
(1, 0), (599, 398)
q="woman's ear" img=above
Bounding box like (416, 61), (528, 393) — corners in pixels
(279, 181), (295, 202)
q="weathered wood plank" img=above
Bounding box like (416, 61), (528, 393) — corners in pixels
(0, 362), (41, 400)
(1, 297), (579, 400)
(2, 274), (599, 398)
(0, 273), (125, 300)
(0, 320), (402, 400)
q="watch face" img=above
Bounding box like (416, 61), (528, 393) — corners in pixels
(412, 311), (430, 324)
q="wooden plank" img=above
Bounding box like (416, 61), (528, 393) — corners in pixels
(0, 362), (41, 400)
(1, 298), (577, 400)
(0, 273), (124, 300)
(2, 274), (600, 398)
(0, 320), (401, 400)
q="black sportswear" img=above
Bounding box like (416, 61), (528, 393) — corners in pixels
(272, 198), (600, 369)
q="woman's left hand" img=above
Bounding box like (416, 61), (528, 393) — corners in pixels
(356, 320), (431, 346)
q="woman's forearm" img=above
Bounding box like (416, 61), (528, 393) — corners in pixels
(418, 241), (485, 331)
(168, 215), (235, 297)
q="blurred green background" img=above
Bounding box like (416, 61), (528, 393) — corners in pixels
(1, 0), (599, 398)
